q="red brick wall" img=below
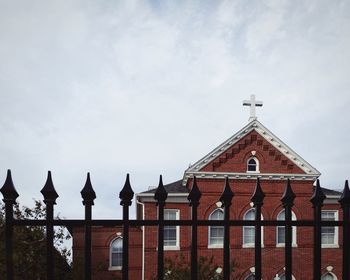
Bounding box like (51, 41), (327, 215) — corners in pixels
(73, 226), (142, 280)
(142, 178), (343, 280)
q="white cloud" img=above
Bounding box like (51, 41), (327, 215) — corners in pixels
(0, 0), (350, 218)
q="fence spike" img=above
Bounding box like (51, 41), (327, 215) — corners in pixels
(119, 173), (134, 206)
(219, 177), (234, 207)
(339, 180), (350, 205)
(81, 172), (96, 205)
(310, 179), (326, 207)
(251, 178), (265, 206)
(339, 180), (350, 280)
(154, 175), (167, 205)
(40, 171), (59, 204)
(0, 169), (19, 202)
(281, 179), (296, 207)
(188, 176), (201, 206)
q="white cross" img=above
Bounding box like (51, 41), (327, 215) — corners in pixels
(243, 94), (263, 122)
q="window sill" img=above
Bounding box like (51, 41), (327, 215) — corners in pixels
(276, 244), (298, 248)
(321, 244), (339, 248)
(109, 266), (122, 271)
(164, 246), (180, 251)
(208, 244), (223, 249)
(246, 171), (260, 173)
(242, 244), (265, 248)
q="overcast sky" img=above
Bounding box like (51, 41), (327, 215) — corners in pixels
(1, 0), (350, 219)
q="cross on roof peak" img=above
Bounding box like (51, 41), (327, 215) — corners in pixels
(243, 94), (263, 122)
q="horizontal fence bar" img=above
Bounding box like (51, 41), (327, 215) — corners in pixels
(12, 219), (343, 227)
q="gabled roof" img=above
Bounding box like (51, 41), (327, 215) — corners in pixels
(319, 187), (342, 197)
(141, 180), (188, 194)
(183, 119), (321, 185)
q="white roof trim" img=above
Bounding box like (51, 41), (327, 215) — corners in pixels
(136, 193), (189, 197)
(183, 120), (320, 184)
(182, 172), (318, 186)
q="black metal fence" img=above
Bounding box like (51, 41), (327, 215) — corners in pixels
(1, 169), (350, 280)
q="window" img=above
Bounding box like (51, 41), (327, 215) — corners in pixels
(245, 274), (255, 280)
(209, 209), (224, 247)
(321, 210), (338, 247)
(276, 210), (297, 246)
(164, 209), (180, 249)
(321, 272), (336, 280)
(110, 238), (122, 269)
(277, 274), (296, 280)
(247, 157), (259, 172)
(243, 208), (264, 247)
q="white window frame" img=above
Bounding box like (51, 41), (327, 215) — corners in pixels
(247, 157), (260, 173)
(243, 208), (264, 248)
(208, 208), (224, 248)
(164, 209), (180, 250)
(276, 210), (297, 247)
(321, 210), (339, 248)
(109, 237), (123, 270)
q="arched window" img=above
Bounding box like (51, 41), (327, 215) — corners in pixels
(208, 208), (224, 247)
(243, 208), (264, 247)
(247, 157), (259, 172)
(276, 210), (297, 246)
(277, 274), (296, 280)
(110, 237), (123, 269)
(321, 272), (337, 280)
(245, 274), (255, 280)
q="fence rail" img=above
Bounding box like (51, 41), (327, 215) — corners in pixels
(1, 170), (350, 280)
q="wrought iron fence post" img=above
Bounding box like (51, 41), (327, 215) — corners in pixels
(119, 174), (134, 280)
(281, 179), (296, 280)
(187, 176), (202, 280)
(40, 171), (59, 280)
(154, 175), (168, 280)
(310, 179), (326, 280)
(219, 177), (234, 280)
(0, 170), (19, 280)
(81, 173), (96, 280)
(339, 180), (350, 280)
(251, 178), (265, 280)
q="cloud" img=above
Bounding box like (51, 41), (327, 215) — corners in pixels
(0, 0), (350, 218)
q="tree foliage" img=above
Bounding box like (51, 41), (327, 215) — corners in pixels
(0, 200), (72, 280)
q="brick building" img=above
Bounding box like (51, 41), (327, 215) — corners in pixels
(73, 96), (343, 280)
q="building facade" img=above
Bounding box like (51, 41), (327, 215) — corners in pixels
(73, 99), (343, 280)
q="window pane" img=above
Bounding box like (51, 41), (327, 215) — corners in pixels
(111, 239), (122, 252)
(321, 273), (334, 280)
(321, 232), (335, 244)
(244, 226), (255, 244)
(322, 211), (335, 220)
(248, 164), (256, 171)
(112, 252), (122, 267)
(277, 226), (285, 243)
(245, 209), (255, 220)
(164, 210), (179, 246)
(321, 211), (336, 245)
(211, 209), (224, 220)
